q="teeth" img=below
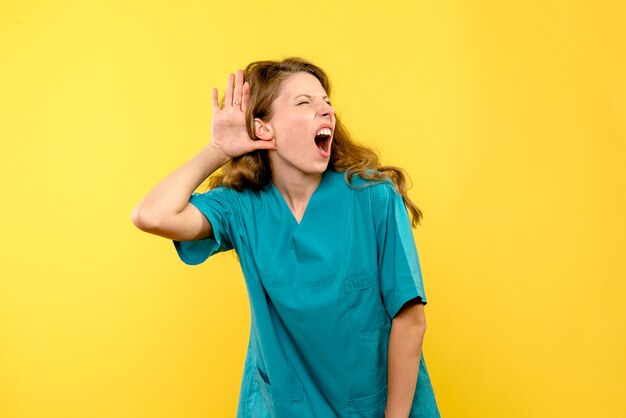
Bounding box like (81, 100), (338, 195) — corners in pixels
(316, 127), (332, 136)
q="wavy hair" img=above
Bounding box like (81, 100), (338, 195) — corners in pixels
(205, 57), (423, 227)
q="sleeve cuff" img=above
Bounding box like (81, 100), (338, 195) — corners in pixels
(385, 288), (428, 319)
(172, 199), (228, 265)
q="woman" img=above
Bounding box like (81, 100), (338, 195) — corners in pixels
(131, 57), (440, 418)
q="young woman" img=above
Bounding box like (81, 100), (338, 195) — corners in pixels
(131, 57), (440, 418)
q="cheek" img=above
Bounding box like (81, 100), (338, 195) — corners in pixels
(279, 115), (311, 141)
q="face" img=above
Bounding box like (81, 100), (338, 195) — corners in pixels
(257, 71), (335, 178)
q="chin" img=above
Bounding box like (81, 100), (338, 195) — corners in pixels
(309, 160), (330, 174)
(270, 152), (330, 176)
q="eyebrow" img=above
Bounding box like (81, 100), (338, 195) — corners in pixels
(294, 94), (330, 100)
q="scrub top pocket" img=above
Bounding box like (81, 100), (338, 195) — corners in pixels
(344, 269), (390, 332)
(253, 367), (312, 418)
(347, 384), (388, 417)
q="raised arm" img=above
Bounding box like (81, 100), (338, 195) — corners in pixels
(130, 144), (229, 241)
(131, 69), (276, 242)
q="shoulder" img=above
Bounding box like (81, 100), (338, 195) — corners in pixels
(191, 184), (255, 210)
(337, 169), (397, 197)
(334, 169), (399, 218)
(193, 185), (238, 200)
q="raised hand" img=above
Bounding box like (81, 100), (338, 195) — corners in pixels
(208, 69), (276, 160)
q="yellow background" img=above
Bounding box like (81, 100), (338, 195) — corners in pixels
(1, 0), (625, 417)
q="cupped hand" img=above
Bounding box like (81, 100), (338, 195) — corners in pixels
(208, 69), (276, 160)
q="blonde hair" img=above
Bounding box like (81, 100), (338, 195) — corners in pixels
(205, 57), (423, 227)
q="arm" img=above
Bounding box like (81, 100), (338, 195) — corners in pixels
(131, 70), (276, 241)
(385, 299), (427, 418)
(130, 144), (229, 240)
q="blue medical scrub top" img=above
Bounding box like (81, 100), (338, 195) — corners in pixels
(173, 169), (440, 417)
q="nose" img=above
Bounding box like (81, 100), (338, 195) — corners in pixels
(317, 100), (334, 121)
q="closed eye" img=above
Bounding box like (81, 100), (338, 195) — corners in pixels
(296, 101), (309, 106)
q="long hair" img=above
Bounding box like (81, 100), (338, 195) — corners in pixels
(205, 57), (423, 227)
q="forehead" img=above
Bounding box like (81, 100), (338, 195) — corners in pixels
(276, 72), (326, 99)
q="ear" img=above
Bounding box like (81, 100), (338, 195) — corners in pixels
(254, 118), (274, 140)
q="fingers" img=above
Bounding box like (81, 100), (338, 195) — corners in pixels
(241, 81), (250, 113)
(211, 87), (218, 112)
(215, 70), (247, 111)
(232, 69), (244, 107)
(224, 73), (235, 107)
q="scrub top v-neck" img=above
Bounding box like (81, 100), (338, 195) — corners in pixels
(270, 174), (323, 225)
(173, 169), (441, 418)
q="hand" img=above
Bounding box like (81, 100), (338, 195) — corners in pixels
(208, 69), (276, 160)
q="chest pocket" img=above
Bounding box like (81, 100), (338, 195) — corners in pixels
(343, 268), (390, 331)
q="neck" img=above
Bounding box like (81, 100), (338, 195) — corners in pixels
(271, 166), (324, 216)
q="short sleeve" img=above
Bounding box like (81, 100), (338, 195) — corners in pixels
(372, 182), (428, 319)
(172, 186), (237, 265)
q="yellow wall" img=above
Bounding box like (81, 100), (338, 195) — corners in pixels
(1, 1), (624, 417)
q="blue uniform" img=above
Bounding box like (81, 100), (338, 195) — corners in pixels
(173, 169), (440, 417)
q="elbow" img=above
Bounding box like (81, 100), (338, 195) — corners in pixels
(408, 319), (427, 336)
(415, 313), (427, 332)
(131, 204), (160, 232)
(414, 314), (427, 335)
(391, 317), (426, 337)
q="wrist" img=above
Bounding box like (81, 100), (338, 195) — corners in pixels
(203, 143), (230, 166)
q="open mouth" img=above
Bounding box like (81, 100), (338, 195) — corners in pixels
(314, 127), (332, 156)
(314, 134), (331, 154)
